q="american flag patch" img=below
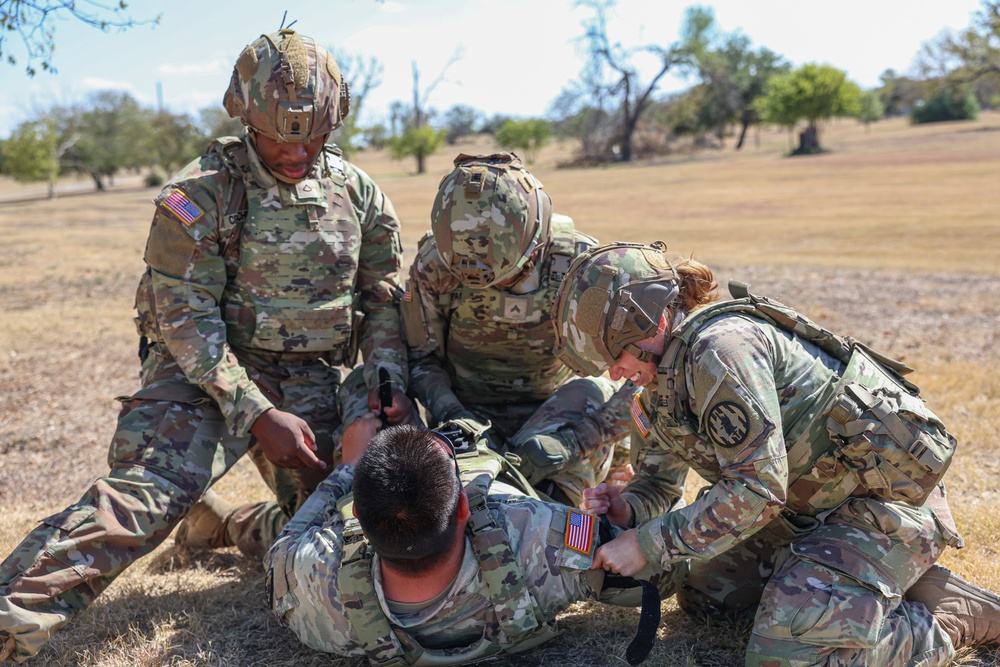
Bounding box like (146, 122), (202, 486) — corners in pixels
(631, 392), (651, 437)
(564, 509), (594, 554)
(162, 190), (204, 226)
(403, 281), (412, 302)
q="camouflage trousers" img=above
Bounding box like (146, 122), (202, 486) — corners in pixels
(218, 367), (373, 559)
(461, 376), (629, 507)
(676, 486), (961, 666)
(0, 346), (345, 662)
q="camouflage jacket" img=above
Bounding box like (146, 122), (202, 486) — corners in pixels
(624, 311), (848, 569)
(264, 461), (601, 660)
(133, 132), (406, 436)
(402, 215), (591, 418)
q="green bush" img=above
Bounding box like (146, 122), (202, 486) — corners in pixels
(144, 172), (164, 188)
(911, 86), (979, 124)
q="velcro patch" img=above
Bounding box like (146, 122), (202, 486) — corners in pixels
(564, 509), (595, 554)
(706, 401), (751, 448)
(161, 190), (204, 226)
(631, 391), (651, 437)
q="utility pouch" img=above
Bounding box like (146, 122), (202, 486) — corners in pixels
(825, 346), (956, 506)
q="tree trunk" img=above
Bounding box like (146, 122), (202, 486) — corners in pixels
(796, 122), (820, 154)
(619, 119), (636, 162)
(90, 172), (105, 191)
(48, 180), (57, 199)
(736, 121), (750, 150)
(416, 153), (426, 175)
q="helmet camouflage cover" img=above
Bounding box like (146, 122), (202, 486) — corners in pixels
(431, 152), (553, 289)
(223, 29), (349, 142)
(553, 241), (680, 377)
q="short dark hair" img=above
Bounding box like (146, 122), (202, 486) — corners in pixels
(352, 425), (462, 574)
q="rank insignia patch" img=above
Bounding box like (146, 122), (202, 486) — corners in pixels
(564, 509), (595, 554)
(162, 190), (204, 226)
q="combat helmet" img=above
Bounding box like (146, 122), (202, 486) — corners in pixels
(223, 29), (349, 142)
(431, 152), (552, 289)
(553, 241), (680, 377)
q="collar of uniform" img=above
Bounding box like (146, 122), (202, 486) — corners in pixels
(241, 132), (328, 207)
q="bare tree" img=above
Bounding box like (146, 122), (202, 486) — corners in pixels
(575, 0), (708, 162)
(331, 49), (384, 156)
(402, 48), (462, 173)
(1, 0), (160, 76)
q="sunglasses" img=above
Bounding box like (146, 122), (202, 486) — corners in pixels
(430, 429), (464, 489)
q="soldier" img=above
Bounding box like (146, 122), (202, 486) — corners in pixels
(402, 152), (634, 506)
(265, 419), (685, 663)
(0, 29), (410, 663)
(553, 241), (1000, 666)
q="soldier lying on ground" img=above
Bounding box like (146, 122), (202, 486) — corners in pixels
(402, 152), (635, 507)
(264, 418), (685, 664)
(554, 240), (1000, 666)
(0, 29), (412, 664)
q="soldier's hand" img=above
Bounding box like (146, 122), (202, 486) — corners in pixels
(342, 412), (381, 465)
(366, 386), (419, 426)
(582, 483), (634, 526)
(250, 408), (325, 470)
(592, 529), (647, 578)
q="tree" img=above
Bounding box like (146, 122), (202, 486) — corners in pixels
(494, 119), (550, 163)
(1, 0), (159, 76)
(147, 110), (203, 176)
(3, 118), (60, 196)
(442, 104), (481, 144)
(755, 63), (862, 154)
(61, 91), (153, 189)
(856, 90), (885, 132)
(574, 1), (713, 162)
(331, 49), (384, 156)
(197, 107), (243, 141)
(388, 126), (446, 174)
(402, 50), (462, 173)
(911, 85), (980, 123)
(914, 1), (1000, 109)
(692, 32), (789, 149)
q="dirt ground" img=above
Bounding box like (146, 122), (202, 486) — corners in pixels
(1, 113), (999, 666)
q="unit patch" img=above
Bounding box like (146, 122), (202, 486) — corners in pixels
(564, 509), (594, 554)
(706, 401), (750, 448)
(161, 190), (204, 226)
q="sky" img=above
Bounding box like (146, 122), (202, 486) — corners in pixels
(0, 0), (986, 137)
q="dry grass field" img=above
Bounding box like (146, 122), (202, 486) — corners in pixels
(1, 112), (999, 666)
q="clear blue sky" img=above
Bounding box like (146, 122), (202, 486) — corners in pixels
(0, 0), (985, 137)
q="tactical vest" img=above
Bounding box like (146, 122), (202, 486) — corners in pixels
(335, 444), (559, 666)
(134, 138), (364, 363)
(436, 215), (587, 403)
(650, 281), (955, 509)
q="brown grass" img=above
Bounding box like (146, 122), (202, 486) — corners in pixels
(1, 113), (999, 666)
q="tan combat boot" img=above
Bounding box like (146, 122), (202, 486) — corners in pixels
(906, 564), (1000, 649)
(174, 489), (236, 550)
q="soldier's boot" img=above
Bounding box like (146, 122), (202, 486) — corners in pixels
(1, 631), (14, 664)
(174, 489), (236, 550)
(906, 564), (1000, 649)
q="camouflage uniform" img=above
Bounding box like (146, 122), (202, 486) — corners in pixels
(0, 132), (406, 662)
(265, 445), (685, 662)
(553, 242), (966, 666)
(403, 219), (632, 506)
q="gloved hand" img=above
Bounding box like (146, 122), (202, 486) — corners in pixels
(437, 417), (503, 451)
(512, 432), (580, 485)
